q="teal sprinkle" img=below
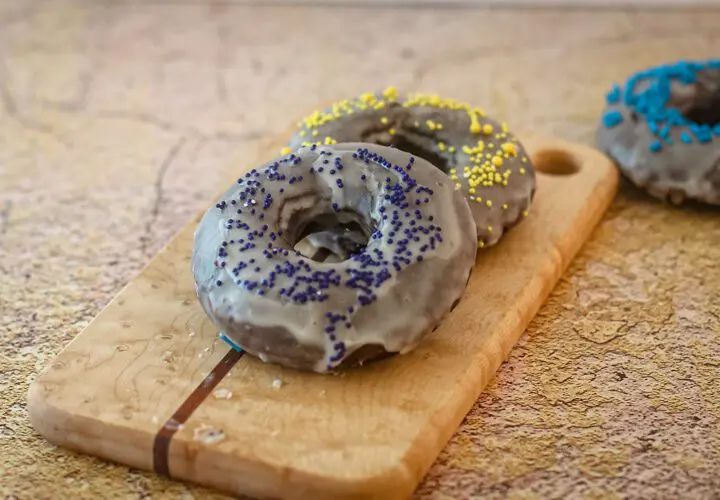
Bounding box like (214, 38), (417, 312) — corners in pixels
(606, 84), (622, 104)
(649, 141), (662, 152)
(681, 131), (693, 144)
(714, 125), (720, 136)
(219, 332), (245, 353)
(602, 110), (624, 128)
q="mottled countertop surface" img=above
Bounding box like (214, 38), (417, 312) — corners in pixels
(2, 2), (720, 499)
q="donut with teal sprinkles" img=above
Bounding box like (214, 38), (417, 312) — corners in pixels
(596, 59), (720, 205)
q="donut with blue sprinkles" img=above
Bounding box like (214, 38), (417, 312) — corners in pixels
(192, 143), (477, 373)
(596, 59), (720, 205)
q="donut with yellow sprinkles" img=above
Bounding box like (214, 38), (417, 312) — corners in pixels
(284, 87), (536, 248)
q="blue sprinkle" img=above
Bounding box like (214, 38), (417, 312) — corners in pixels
(606, 84), (622, 105)
(649, 141), (662, 153)
(602, 110), (624, 128)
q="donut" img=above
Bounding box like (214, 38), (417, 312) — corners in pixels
(192, 142), (477, 373)
(596, 59), (720, 205)
(283, 87), (536, 249)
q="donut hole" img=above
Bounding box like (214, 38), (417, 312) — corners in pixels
(362, 127), (452, 174)
(532, 148), (580, 176)
(671, 81), (720, 125)
(380, 134), (451, 174)
(680, 93), (720, 125)
(292, 211), (371, 263)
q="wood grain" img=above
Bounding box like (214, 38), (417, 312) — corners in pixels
(27, 133), (619, 500)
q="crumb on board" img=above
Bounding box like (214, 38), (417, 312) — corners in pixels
(213, 388), (233, 400)
(193, 423), (226, 444)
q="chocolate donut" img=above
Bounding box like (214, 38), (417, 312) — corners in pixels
(192, 143), (477, 373)
(596, 59), (720, 205)
(284, 88), (536, 248)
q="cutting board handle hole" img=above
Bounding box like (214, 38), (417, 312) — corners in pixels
(532, 148), (580, 176)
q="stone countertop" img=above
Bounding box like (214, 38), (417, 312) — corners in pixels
(2, 2), (720, 499)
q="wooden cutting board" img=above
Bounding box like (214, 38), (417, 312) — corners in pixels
(28, 133), (618, 500)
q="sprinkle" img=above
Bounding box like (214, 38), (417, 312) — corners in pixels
(501, 143), (518, 156)
(606, 84), (622, 104)
(280, 147), (291, 155)
(602, 110), (624, 128)
(380, 117), (389, 125)
(383, 86), (398, 100)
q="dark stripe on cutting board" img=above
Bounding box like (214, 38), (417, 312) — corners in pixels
(152, 348), (244, 476)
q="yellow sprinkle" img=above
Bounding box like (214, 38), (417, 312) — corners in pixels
(483, 124), (493, 135)
(449, 146), (456, 153)
(519, 167), (526, 174)
(312, 130), (319, 136)
(468, 188), (476, 195)
(501, 122), (508, 133)
(389, 128), (396, 135)
(438, 142), (446, 151)
(383, 86), (398, 100)
(487, 226), (493, 233)
(486, 200), (493, 207)
(450, 168), (457, 174)
(475, 197), (483, 203)
(488, 143), (495, 149)
(360, 92), (374, 103)
(380, 117), (389, 125)
(436, 122), (444, 130)
(492, 156), (504, 167)
(523, 210), (529, 217)
(501, 142), (518, 156)
(478, 240), (485, 248)
(470, 122), (481, 134)
(502, 203), (508, 210)
(280, 147), (291, 155)
(521, 156), (528, 163)
(426, 119), (436, 131)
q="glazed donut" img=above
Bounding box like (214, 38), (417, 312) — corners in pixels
(284, 87), (536, 248)
(596, 59), (720, 205)
(192, 143), (477, 373)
